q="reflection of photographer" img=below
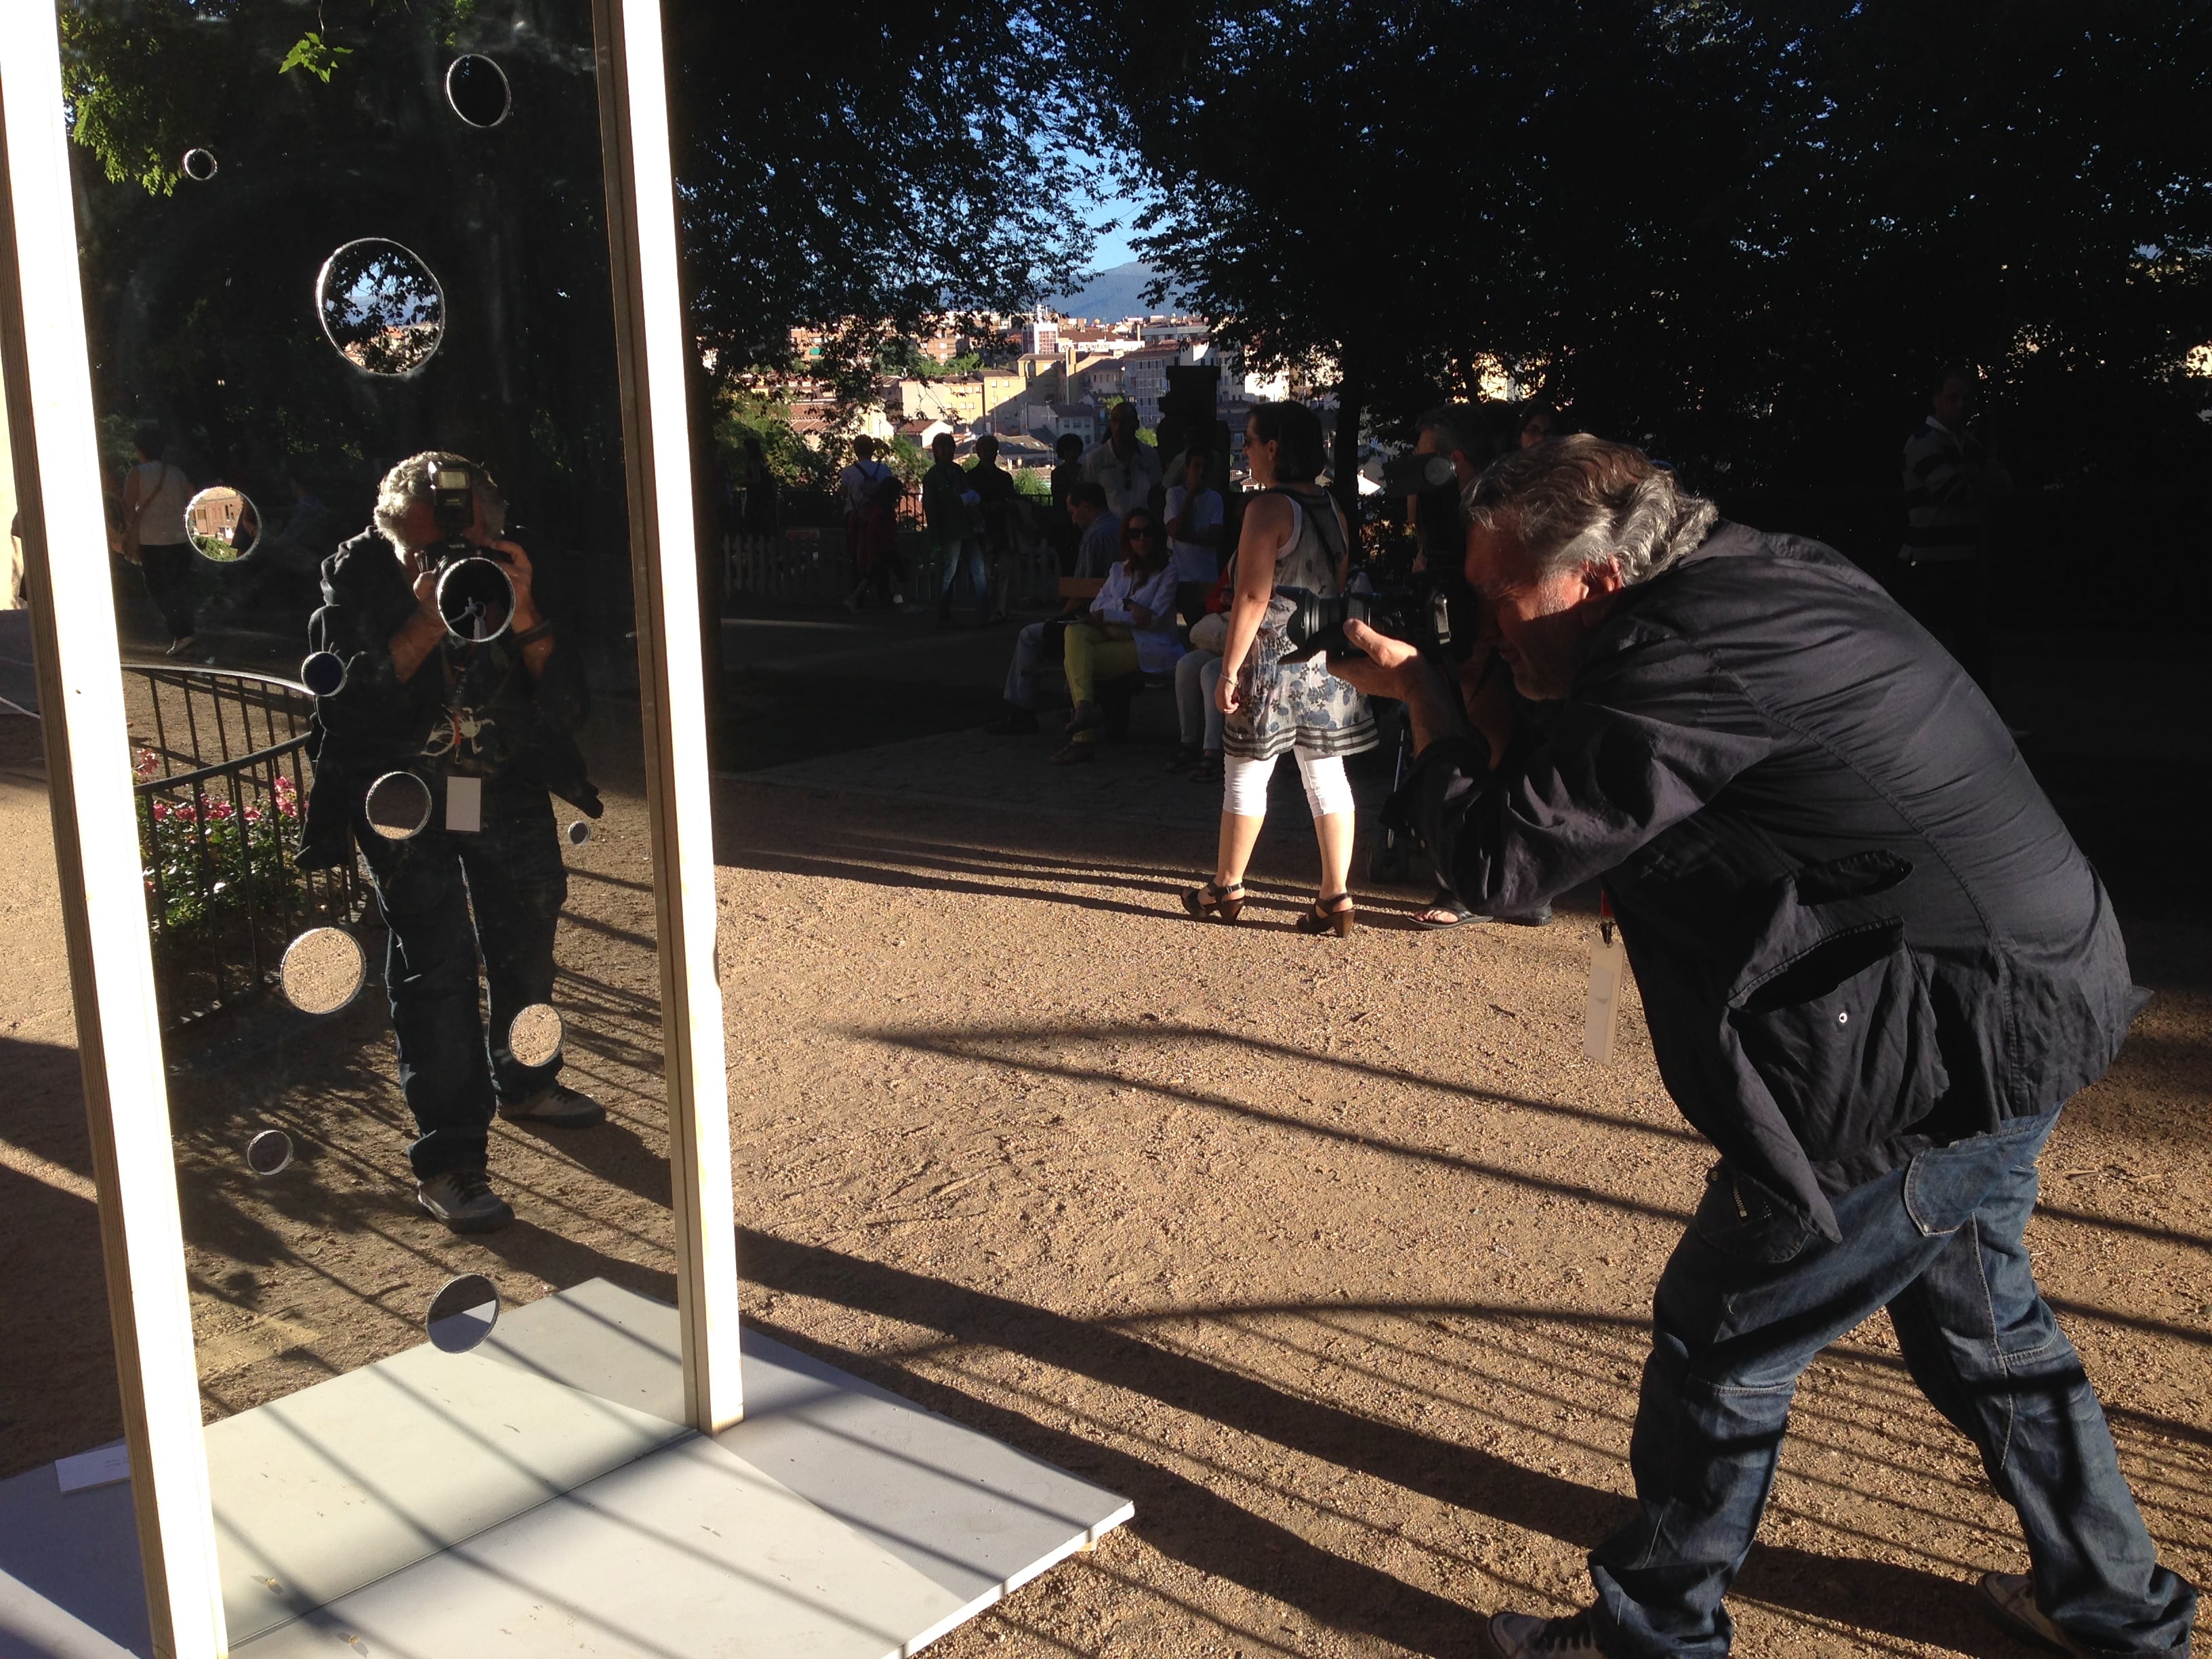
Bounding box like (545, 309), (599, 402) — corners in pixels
(299, 452), (603, 1235)
(1330, 436), (2192, 1659)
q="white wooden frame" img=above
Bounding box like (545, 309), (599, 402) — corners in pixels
(0, 1), (741, 1651)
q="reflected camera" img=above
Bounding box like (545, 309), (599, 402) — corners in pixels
(430, 464), (476, 559)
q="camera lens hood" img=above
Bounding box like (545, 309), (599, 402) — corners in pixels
(436, 554), (516, 644)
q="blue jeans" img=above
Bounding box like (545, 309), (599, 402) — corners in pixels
(357, 778), (567, 1180)
(1591, 1111), (2196, 1656)
(1003, 619), (1070, 710)
(936, 536), (988, 616)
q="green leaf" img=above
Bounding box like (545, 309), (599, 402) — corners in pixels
(279, 31), (352, 83)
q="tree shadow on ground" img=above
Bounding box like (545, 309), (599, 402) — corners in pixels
(740, 1231), (2044, 1658)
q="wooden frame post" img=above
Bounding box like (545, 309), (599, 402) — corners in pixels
(0, 15), (228, 1658)
(590, 0), (745, 1431)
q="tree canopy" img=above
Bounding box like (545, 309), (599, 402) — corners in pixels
(668, 3), (1104, 406)
(1078, 0), (2212, 491)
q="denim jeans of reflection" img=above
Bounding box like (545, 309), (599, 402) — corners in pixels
(358, 779), (567, 1181)
(1590, 1111), (2196, 1657)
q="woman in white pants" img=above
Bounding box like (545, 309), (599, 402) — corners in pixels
(1182, 401), (1374, 934)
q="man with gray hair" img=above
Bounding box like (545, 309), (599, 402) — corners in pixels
(300, 452), (605, 1235)
(1331, 435), (2193, 1658)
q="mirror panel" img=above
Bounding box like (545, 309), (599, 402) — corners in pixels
(62, 2), (680, 1510)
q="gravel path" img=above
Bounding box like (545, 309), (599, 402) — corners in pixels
(1, 697), (2206, 1658)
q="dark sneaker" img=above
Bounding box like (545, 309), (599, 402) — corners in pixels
(1502, 903), (1554, 926)
(1979, 1572), (2095, 1659)
(417, 1169), (513, 1234)
(1486, 1610), (1601, 1658)
(497, 1082), (605, 1127)
(985, 708), (1039, 735)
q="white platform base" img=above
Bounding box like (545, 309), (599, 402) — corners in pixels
(0, 1280), (1131, 1658)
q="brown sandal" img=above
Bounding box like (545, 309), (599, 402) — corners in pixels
(1295, 893), (1355, 937)
(1181, 880), (1246, 924)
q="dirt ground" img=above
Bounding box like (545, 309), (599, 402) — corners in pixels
(1, 682), (2209, 1656)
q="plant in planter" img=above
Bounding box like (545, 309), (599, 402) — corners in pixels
(136, 750), (303, 945)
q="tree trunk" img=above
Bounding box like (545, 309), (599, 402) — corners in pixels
(1331, 351), (1364, 529)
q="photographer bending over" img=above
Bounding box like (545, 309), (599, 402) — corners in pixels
(300, 453), (604, 1235)
(1332, 435), (2194, 1659)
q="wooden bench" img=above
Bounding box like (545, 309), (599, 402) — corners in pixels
(1059, 577), (1104, 600)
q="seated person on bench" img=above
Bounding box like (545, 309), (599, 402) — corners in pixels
(986, 483), (1119, 735)
(1053, 507), (1183, 765)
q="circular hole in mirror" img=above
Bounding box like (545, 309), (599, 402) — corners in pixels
(280, 928), (366, 1015)
(300, 651), (348, 697)
(566, 820), (592, 846)
(426, 1273), (500, 1354)
(184, 485), (260, 563)
(436, 556), (514, 642)
(180, 148), (218, 182)
(364, 771), (434, 840)
(445, 55), (512, 128)
(507, 1004), (564, 1069)
(246, 1129), (294, 1177)
(315, 239), (446, 376)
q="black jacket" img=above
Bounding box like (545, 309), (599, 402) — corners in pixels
(1401, 523), (2133, 1240)
(299, 527), (598, 868)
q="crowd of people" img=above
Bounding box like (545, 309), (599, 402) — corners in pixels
(817, 367), (2018, 944)
(846, 394), (1568, 933)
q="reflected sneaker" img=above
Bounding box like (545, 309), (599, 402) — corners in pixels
(1486, 1610), (1601, 1658)
(165, 634), (197, 657)
(417, 1169), (513, 1234)
(1980, 1572), (2094, 1658)
(498, 1082), (605, 1127)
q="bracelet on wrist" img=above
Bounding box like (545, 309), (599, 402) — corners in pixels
(510, 618), (554, 647)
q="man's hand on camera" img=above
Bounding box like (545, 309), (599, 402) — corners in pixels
(493, 541), (539, 632)
(1329, 619), (1463, 753)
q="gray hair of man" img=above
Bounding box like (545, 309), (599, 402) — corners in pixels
(373, 451), (508, 549)
(1462, 433), (1716, 587)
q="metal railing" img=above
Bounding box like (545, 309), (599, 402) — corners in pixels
(126, 663), (367, 1032)
(724, 517), (1065, 614)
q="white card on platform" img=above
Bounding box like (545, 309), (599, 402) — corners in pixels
(1584, 932), (1627, 1063)
(445, 775), (483, 834)
(56, 1441), (129, 1494)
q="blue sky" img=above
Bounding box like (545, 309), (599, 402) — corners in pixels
(1064, 146), (1151, 270)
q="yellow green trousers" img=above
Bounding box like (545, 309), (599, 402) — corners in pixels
(1064, 622), (1139, 742)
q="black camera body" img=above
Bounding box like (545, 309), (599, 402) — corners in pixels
(1379, 450), (1460, 497)
(428, 463), (508, 567)
(1276, 581), (1454, 663)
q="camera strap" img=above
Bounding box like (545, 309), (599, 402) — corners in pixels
(1584, 890), (1626, 1064)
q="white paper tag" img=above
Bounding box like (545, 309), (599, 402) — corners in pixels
(1584, 932), (1628, 1063)
(56, 1441), (129, 1494)
(445, 775), (483, 834)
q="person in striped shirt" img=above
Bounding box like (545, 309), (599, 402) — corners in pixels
(1898, 365), (2010, 689)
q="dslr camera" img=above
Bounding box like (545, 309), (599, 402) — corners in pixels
(1379, 451), (1460, 496)
(428, 463), (509, 567)
(427, 462), (516, 643)
(1275, 578), (1454, 664)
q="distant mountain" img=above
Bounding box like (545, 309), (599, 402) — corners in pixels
(1044, 261), (1192, 322)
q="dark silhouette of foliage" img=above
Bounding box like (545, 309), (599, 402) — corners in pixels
(1080, 1), (2212, 492)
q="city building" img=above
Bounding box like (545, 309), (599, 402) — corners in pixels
(1122, 340), (1212, 426)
